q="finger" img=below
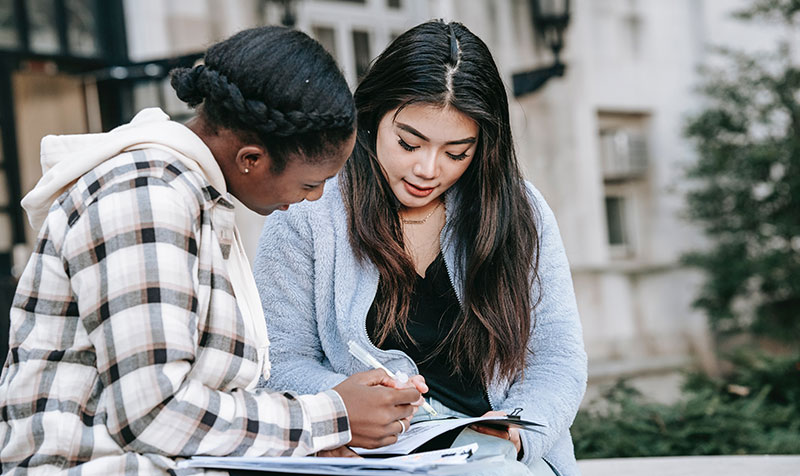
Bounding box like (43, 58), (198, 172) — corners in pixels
(390, 387), (422, 404)
(400, 416), (413, 433)
(337, 447), (361, 458)
(357, 368), (398, 387)
(393, 416), (412, 436)
(370, 386), (421, 407)
(390, 402), (418, 421)
(376, 433), (400, 448)
(470, 424), (510, 440)
(407, 375), (429, 393)
(481, 410), (507, 418)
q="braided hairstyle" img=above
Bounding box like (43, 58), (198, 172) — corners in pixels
(170, 26), (355, 172)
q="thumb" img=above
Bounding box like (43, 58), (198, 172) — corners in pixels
(357, 368), (397, 387)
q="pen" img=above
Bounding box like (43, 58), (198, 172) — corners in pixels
(347, 340), (437, 416)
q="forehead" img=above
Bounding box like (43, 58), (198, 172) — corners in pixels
(278, 158), (340, 183)
(278, 131), (355, 182)
(386, 104), (478, 141)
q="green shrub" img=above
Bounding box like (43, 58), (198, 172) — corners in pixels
(573, 352), (800, 459)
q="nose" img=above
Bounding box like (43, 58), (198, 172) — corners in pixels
(305, 183), (325, 202)
(412, 150), (437, 180)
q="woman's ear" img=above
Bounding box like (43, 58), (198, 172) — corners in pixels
(235, 145), (271, 175)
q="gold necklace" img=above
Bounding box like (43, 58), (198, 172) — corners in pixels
(401, 201), (443, 225)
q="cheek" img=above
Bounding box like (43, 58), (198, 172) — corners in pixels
(376, 145), (403, 177)
(443, 159), (472, 184)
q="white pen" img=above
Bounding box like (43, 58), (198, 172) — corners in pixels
(347, 340), (437, 416)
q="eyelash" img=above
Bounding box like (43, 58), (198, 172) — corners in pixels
(397, 138), (470, 161)
(397, 138), (418, 152)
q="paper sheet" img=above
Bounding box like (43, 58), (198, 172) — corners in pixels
(352, 416), (544, 456)
(179, 443), (478, 475)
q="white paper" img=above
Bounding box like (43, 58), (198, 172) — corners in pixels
(352, 416), (544, 456)
(179, 443), (478, 475)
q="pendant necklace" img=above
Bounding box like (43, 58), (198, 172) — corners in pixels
(401, 200), (443, 225)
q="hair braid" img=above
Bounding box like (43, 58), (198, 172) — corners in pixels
(173, 64), (354, 137)
(169, 25), (355, 172)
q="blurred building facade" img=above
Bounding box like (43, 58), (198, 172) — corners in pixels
(0, 0), (783, 391)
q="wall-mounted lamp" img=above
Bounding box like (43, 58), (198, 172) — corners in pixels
(512, 0), (571, 97)
(263, 0), (298, 28)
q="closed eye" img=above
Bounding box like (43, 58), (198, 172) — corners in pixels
(398, 138), (419, 152)
(447, 151), (470, 161)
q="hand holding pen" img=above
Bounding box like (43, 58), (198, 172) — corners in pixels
(348, 340), (437, 416)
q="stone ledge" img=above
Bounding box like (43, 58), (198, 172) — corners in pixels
(578, 454), (800, 476)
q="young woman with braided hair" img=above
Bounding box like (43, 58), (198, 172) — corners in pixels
(255, 21), (587, 476)
(0, 26), (423, 474)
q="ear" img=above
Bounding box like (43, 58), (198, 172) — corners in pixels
(234, 145), (271, 175)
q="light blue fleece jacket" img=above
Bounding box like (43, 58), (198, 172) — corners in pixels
(253, 178), (587, 476)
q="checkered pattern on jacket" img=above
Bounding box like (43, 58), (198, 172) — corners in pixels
(0, 149), (350, 475)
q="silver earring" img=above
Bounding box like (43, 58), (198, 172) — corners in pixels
(244, 168), (250, 174)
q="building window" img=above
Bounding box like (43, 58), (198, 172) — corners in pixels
(387, 0), (402, 8)
(0, 2), (18, 48)
(352, 30), (371, 81)
(598, 111), (650, 181)
(67, 0), (99, 57)
(312, 25), (338, 60)
(605, 196), (628, 246)
(28, 0), (60, 54)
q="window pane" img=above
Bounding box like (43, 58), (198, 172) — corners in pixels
(0, 213), (11, 252)
(0, 1), (19, 48)
(67, 0), (98, 56)
(133, 81), (161, 112)
(352, 30), (370, 81)
(28, 0), (59, 53)
(0, 170), (8, 207)
(605, 196), (627, 245)
(387, 0), (402, 8)
(312, 25), (337, 61)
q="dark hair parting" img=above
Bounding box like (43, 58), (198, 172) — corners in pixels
(341, 20), (541, 384)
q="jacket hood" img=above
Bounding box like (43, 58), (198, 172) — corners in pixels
(21, 108), (225, 232)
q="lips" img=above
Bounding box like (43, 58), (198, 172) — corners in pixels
(403, 180), (435, 197)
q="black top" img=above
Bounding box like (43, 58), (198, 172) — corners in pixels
(366, 253), (491, 416)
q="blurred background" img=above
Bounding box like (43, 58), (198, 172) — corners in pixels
(0, 0), (797, 459)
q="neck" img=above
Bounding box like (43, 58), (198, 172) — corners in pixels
(400, 198), (443, 224)
(186, 115), (241, 193)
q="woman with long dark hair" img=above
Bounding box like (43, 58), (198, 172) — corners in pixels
(255, 20), (586, 476)
(0, 26), (423, 474)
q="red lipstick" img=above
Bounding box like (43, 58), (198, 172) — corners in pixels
(403, 180), (435, 197)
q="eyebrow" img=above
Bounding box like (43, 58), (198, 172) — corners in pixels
(396, 122), (477, 145)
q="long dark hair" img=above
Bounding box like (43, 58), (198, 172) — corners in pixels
(341, 20), (541, 384)
(170, 26), (355, 172)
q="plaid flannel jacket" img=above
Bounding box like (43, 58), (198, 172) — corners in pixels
(0, 149), (350, 475)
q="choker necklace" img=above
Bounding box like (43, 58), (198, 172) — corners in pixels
(401, 201), (443, 225)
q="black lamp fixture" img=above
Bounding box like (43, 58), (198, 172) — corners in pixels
(263, 0), (298, 28)
(512, 0), (571, 97)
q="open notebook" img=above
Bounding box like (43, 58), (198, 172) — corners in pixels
(353, 415), (545, 456)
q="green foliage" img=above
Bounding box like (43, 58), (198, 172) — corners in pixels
(683, 0), (800, 344)
(573, 353), (800, 458)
